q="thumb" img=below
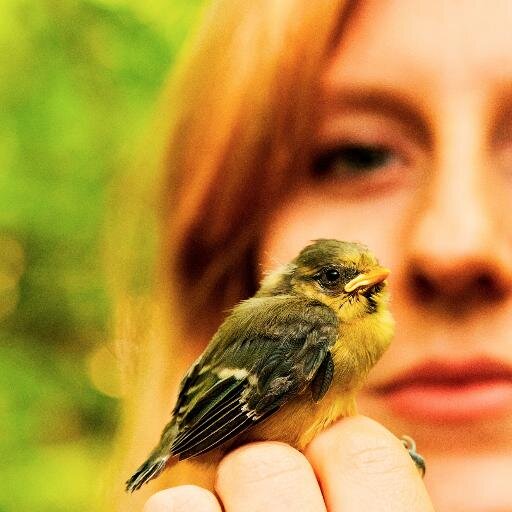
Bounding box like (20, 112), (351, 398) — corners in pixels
(305, 415), (434, 512)
(143, 486), (222, 512)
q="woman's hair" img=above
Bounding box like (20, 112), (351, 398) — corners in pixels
(106, 1), (352, 509)
(164, 0), (354, 337)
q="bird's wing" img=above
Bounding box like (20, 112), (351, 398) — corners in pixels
(169, 296), (339, 460)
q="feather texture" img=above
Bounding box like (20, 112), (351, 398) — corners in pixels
(126, 239), (395, 493)
(125, 296), (338, 491)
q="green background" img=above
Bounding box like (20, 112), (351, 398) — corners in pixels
(0, 1), (204, 510)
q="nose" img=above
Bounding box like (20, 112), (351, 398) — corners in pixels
(402, 116), (512, 315)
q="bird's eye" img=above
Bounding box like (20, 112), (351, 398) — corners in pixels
(317, 267), (342, 289)
(324, 268), (340, 282)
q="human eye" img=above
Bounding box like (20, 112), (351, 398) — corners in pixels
(312, 143), (399, 179)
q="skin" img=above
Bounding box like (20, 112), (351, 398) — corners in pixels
(145, 1), (512, 510)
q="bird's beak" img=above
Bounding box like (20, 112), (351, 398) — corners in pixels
(344, 267), (390, 293)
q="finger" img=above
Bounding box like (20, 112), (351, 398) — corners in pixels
(215, 441), (327, 512)
(143, 485), (222, 512)
(305, 416), (434, 512)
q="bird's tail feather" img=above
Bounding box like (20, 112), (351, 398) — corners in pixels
(126, 420), (178, 492)
(125, 455), (169, 493)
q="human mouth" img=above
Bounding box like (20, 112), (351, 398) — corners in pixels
(372, 358), (512, 422)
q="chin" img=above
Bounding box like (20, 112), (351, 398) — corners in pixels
(424, 450), (512, 512)
(359, 395), (512, 512)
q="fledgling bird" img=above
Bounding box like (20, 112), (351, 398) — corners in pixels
(126, 239), (396, 492)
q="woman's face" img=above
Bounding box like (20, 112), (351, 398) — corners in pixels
(260, 1), (512, 510)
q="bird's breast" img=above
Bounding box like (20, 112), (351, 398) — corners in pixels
(333, 306), (394, 380)
(245, 385), (358, 451)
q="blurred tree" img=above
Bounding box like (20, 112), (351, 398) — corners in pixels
(0, 0), (204, 510)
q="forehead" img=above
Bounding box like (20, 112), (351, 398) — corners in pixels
(321, 0), (512, 108)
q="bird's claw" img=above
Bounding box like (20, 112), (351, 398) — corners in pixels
(401, 435), (426, 478)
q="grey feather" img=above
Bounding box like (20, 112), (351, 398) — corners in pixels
(126, 295), (339, 491)
(311, 351), (334, 402)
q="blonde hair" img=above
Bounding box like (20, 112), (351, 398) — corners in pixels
(106, 1), (352, 509)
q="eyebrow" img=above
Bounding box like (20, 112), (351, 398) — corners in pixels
(324, 87), (433, 146)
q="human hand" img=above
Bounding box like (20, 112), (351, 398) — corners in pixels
(143, 416), (434, 512)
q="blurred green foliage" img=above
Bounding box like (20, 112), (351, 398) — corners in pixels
(0, 0), (204, 510)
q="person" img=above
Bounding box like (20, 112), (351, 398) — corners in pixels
(108, 1), (512, 510)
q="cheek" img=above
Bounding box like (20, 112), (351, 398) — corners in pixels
(259, 188), (412, 275)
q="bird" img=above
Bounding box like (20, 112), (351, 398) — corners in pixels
(126, 238), (396, 492)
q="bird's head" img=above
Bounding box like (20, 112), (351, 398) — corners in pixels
(259, 239), (390, 323)
(291, 239), (390, 322)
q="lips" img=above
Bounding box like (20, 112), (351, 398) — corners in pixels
(372, 358), (512, 422)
